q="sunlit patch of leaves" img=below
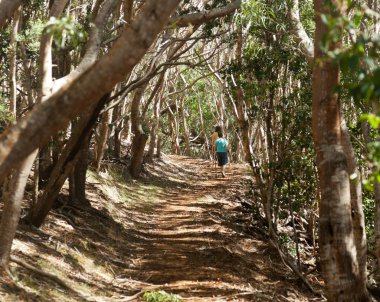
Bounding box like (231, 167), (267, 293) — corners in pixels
(143, 290), (183, 302)
(0, 103), (15, 133)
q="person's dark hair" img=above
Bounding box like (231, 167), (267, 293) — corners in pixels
(214, 125), (221, 132)
(218, 131), (223, 138)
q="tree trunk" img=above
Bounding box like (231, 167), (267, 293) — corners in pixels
(94, 111), (110, 172)
(312, 1), (369, 300)
(362, 110), (380, 276)
(112, 103), (122, 158)
(19, 43), (34, 108)
(156, 130), (162, 159)
(180, 95), (191, 156)
(146, 95), (162, 162)
(27, 95), (108, 227)
(8, 6), (21, 116)
(235, 24), (254, 169)
(129, 86), (148, 178)
(70, 136), (90, 203)
(196, 90), (210, 159)
(0, 153), (35, 268)
(340, 114), (367, 284)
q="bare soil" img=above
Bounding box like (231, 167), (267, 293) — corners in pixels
(1, 155), (323, 301)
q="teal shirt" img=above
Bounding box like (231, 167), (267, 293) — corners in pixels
(215, 138), (228, 152)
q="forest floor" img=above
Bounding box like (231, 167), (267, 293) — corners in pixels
(1, 155), (324, 302)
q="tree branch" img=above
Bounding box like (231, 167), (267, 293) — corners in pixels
(288, 0), (314, 62)
(169, 0), (241, 28)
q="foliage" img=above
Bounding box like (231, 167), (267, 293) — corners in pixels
(318, 4), (380, 240)
(17, 19), (45, 53)
(143, 290), (183, 302)
(0, 103), (15, 133)
(321, 5), (380, 189)
(43, 16), (88, 49)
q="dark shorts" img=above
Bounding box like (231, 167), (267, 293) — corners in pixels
(216, 152), (228, 166)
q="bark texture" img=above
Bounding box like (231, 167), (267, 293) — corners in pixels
(0, 0), (24, 28)
(0, 153), (35, 267)
(169, 0), (241, 27)
(129, 86), (149, 178)
(312, 1), (369, 300)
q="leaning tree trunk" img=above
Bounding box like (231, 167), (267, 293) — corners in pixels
(0, 153), (35, 268)
(0, 6), (27, 269)
(0, 0), (69, 268)
(27, 95), (109, 227)
(312, 0), (370, 300)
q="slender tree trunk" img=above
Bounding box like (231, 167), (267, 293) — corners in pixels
(0, 5), (26, 269)
(362, 110), (380, 274)
(129, 86), (149, 178)
(168, 104), (180, 155)
(340, 114), (367, 284)
(156, 130), (162, 159)
(8, 6), (21, 116)
(235, 24), (254, 169)
(265, 91), (275, 234)
(196, 90), (210, 158)
(147, 95), (162, 162)
(94, 111), (110, 172)
(180, 95), (191, 156)
(312, 1), (369, 300)
(19, 43), (34, 108)
(112, 103), (122, 158)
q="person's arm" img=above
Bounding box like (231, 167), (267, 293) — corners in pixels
(226, 140), (230, 155)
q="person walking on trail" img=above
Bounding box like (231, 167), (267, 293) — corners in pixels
(214, 131), (229, 178)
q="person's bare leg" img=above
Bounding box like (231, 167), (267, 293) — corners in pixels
(221, 165), (226, 177)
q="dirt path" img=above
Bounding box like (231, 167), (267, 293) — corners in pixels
(102, 155), (318, 302)
(5, 155), (321, 302)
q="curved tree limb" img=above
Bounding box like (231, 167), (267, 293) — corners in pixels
(288, 0), (314, 62)
(169, 0), (241, 28)
(53, 0), (119, 91)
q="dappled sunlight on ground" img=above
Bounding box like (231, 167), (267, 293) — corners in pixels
(1, 155), (323, 301)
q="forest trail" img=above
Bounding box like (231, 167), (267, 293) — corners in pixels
(4, 155), (321, 302)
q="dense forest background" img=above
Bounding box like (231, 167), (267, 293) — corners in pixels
(1, 0), (380, 301)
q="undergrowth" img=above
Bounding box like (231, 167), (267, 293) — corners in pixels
(143, 290), (183, 302)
